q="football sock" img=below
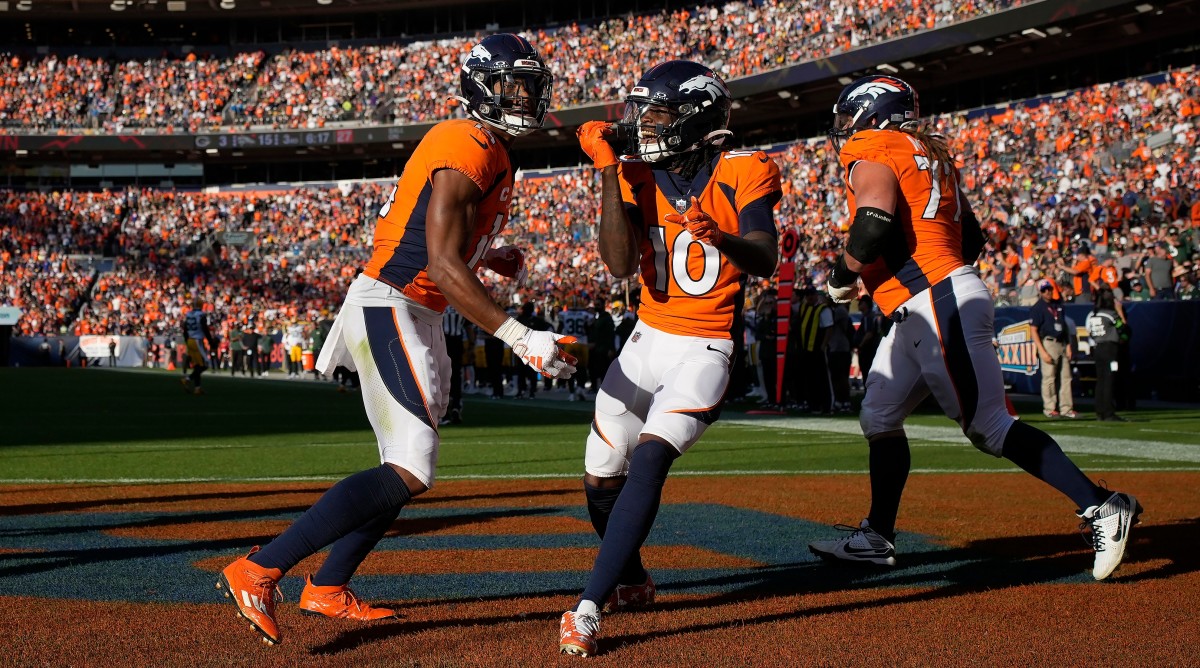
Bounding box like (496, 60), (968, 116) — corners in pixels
(584, 479), (647, 584)
(866, 435), (910, 540)
(251, 465), (412, 574)
(190, 367), (203, 387)
(579, 440), (676, 607)
(312, 502), (405, 586)
(1002, 420), (1107, 509)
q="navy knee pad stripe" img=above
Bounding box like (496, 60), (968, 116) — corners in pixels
(363, 306), (433, 429)
(931, 279), (980, 430)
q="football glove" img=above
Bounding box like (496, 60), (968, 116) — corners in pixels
(494, 318), (578, 379)
(485, 246), (527, 284)
(577, 121), (619, 170)
(664, 197), (724, 247)
(826, 280), (862, 304)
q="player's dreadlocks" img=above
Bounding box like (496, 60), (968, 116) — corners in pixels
(663, 143), (723, 181)
(899, 123), (955, 171)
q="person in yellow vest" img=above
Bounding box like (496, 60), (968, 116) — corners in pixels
(788, 287), (833, 414)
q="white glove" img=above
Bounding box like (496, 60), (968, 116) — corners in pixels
(494, 318), (578, 379)
(826, 280), (861, 304)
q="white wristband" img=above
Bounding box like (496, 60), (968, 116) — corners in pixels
(493, 317), (531, 348)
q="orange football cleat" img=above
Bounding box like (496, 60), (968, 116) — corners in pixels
(603, 574), (655, 613)
(217, 546), (285, 645)
(559, 606), (601, 657)
(298, 576), (397, 621)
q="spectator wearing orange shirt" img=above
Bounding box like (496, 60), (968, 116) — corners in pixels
(1069, 245), (1098, 303)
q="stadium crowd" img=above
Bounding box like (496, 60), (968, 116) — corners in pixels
(1, 0), (1029, 133)
(4, 69), (1200, 396)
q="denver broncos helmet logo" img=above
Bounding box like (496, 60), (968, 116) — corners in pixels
(678, 74), (728, 101)
(469, 44), (492, 62)
(847, 79), (904, 102)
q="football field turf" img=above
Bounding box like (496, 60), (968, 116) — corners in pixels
(2, 367), (1198, 482)
(2, 367), (1197, 665)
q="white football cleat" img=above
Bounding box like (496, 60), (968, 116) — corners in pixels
(1079, 491), (1142, 580)
(809, 519), (896, 566)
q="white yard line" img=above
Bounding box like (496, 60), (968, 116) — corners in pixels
(3, 466), (1199, 485)
(725, 417), (1200, 462)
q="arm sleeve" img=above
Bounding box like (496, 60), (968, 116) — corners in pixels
(738, 192), (780, 238)
(960, 209), (986, 263)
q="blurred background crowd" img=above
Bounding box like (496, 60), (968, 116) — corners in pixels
(0, 0), (1029, 133)
(4, 65), (1198, 348)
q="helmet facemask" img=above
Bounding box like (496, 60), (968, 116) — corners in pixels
(619, 98), (731, 163)
(462, 61), (553, 137)
(827, 111), (863, 154)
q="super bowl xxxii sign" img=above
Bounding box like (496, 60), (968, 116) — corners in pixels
(997, 320), (1039, 376)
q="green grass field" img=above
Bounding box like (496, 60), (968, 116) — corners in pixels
(2, 367), (1198, 482)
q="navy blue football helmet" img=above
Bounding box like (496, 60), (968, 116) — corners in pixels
(458, 34), (553, 137)
(618, 60), (732, 163)
(828, 75), (919, 151)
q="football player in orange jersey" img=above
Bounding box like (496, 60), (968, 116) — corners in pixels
(807, 75), (1141, 581)
(559, 60), (782, 657)
(216, 34), (576, 647)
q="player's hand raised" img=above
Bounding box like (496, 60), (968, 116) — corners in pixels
(577, 121), (619, 170)
(665, 197), (724, 247)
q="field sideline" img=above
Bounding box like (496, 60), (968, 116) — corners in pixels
(2, 368), (1198, 665)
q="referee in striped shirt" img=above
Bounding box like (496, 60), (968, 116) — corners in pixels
(442, 306), (467, 425)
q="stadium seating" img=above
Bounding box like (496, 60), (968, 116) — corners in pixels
(3, 67), (1198, 339)
(0, 0), (1030, 132)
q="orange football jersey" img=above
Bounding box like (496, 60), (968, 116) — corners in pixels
(839, 129), (965, 316)
(365, 118), (514, 312)
(618, 150), (782, 338)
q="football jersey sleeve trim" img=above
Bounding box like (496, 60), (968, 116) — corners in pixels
(426, 161), (487, 194)
(737, 192), (779, 239)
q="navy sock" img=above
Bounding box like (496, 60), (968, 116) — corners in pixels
(584, 480), (647, 584)
(866, 435), (910, 540)
(250, 465), (412, 574)
(1002, 420), (1106, 510)
(312, 501), (406, 586)
(580, 440), (676, 606)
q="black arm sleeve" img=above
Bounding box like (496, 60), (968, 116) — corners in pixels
(845, 207), (896, 265)
(961, 209), (986, 264)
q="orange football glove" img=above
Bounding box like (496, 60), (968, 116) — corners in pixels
(664, 196), (724, 247)
(577, 121), (619, 170)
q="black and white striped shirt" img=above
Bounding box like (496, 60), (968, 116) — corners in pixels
(443, 307), (467, 339)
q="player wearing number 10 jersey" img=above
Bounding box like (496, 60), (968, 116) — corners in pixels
(561, 60), (781, 657)
(809, 75), (1141, 583)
